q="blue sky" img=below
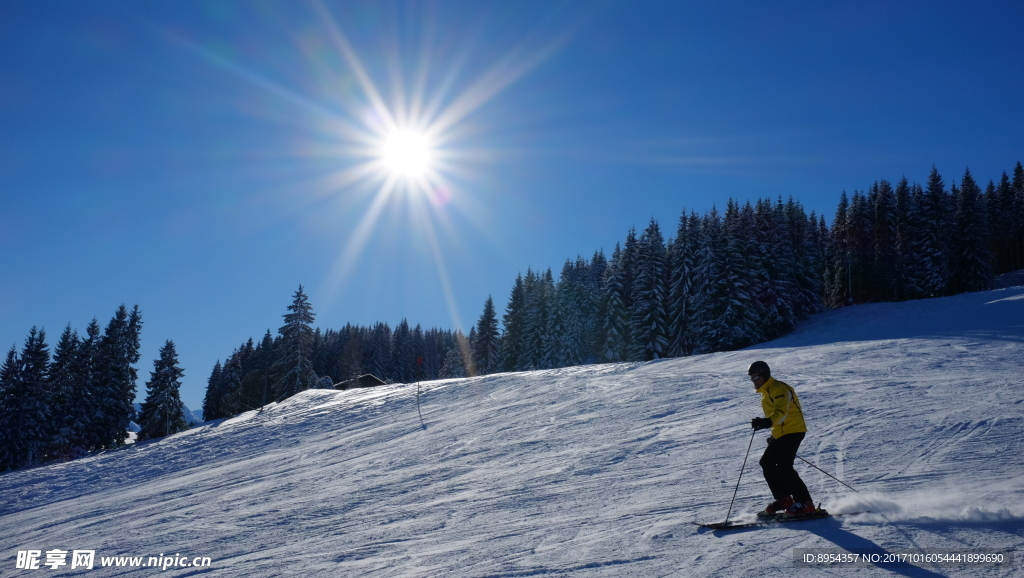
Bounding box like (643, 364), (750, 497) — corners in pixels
(3, 0), (1023, 410)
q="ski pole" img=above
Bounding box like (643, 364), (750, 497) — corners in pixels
(796, 454), (861, 494)
(724, 429), (757, 524)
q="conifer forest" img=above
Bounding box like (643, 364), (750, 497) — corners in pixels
(2, 163), (1022, 472)
(203, 163), (1024, 420)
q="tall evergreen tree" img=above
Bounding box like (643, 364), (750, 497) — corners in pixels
(791, 201), (824, 318)
(826, 192), (852, 307)
(0, 346), (20, 471)
(522, 268), (556, 369)
(717, 200), (759, 349)
(368, 322), (392, 380)
(47, 325), (85, 461)
(12, 328), (51, 469)
(391, 319), (416, 383)
(631, 219), (670, 360)
(439, 347), (466, 379)
(919, 167), (952, 296)
(239, 333), (273, 412)
(587, 250), (609, 361)
(75, 319), (103, 452)
(202, 361), (226, 421)
(274, 286), (317, 400)
(751, 199), (798, 337)
(601, 244), (631, 362)
(440, 331), (470, 378)
(950, 169), (993, 292)
(500, 275), (527, 372)
(91, 306), (143, 449)
(537, 269), (561, 369)
(138, 340), (187, 440)
(555, 258), (589, 366)
(690, 209), (729, 353)
(667, 211), (698, 356)
(847, 191), (874, 303)
(218, 355), (243, 415)
(472, 296), (501, 375)
(871, 180), (899, 300)
(892, 178), (923, 300)
(1014, 162), (1024, 272)
(989, 173), (1020, 274)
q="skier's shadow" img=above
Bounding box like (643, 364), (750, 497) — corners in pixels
(803, 518), (947, 578)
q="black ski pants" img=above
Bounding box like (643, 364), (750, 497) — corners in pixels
(760, 432), (812, 504)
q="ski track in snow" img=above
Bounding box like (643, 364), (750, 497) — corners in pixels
(2, 286), (1024, 576)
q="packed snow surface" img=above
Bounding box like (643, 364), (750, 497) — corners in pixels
(3, 286), (1024, 576)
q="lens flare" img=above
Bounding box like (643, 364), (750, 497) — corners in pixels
(165, 1), (568, 332)
(381, 129), (432, 178)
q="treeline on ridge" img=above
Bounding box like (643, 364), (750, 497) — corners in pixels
(205, 162), (1024, 420)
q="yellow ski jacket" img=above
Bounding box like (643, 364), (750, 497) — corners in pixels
(756, 377), (807, 438)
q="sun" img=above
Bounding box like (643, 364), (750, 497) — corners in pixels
(380, 128), (433, 179)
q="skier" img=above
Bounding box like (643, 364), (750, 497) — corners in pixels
(748, 360), (816, 517)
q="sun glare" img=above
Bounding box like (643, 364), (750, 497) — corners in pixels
(381, 129), (433, 179)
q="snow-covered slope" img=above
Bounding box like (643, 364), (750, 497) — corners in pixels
(3, 286), (1023, 576)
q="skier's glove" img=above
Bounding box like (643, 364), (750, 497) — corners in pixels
(751, 417), (772, 431)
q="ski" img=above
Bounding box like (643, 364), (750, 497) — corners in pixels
(694, 509), (869, 531)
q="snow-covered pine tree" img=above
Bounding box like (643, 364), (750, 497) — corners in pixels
(871, 180), (899, 301)
(555, 259), (588, 367)
(586, 250), (608, 362)
(631, 219), (669, 360)
(500, 274), (527, 372)
(46, 325), (85, 461)
(138, 340), (187, 440)
(440, 332), (469, 378)
(748, 199), (788, 340)
(472, 296), (501, 375)
(539, 269), (563, 369)
(92, 306), (143, 449)
(602, 243), (631, 362)
(826, 192), (852, 307)
(12, 328), (51, 469)
(789, 200), (824, 319)
(274, 286), (318, 401)
(411, 324), (426, 381)
(521, 268), (554, 370)
(337, 325), (364, 383)
(950, 169), (993, 293)
(368, 322), (392, 382)
(988, 173), (1019, 275)
(421, 328), (445, 381)
(0, 346), (20, 471)
(783, 199), (822, 319)
(899, 181), (931, 300)
(391, 319), (416, 383)
(666, 211), (698, 357)
(1013, 163), (1024, 272)
(690, 209), (730, 353)
(218, 355), (243, 416)
(848, 191), (875, 303)
(239, 334), (272, 412)
(919, 167), (952, 297)
(75, 319), (102, 452)
(439, 347), (465, 379)
(769, 198), (800, 334)
(819, 213), (840, 306)
(716, 201), (758, 350)
(202, 361), (226, 420)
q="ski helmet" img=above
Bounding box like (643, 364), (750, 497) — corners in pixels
(747, 360), (771, 378)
